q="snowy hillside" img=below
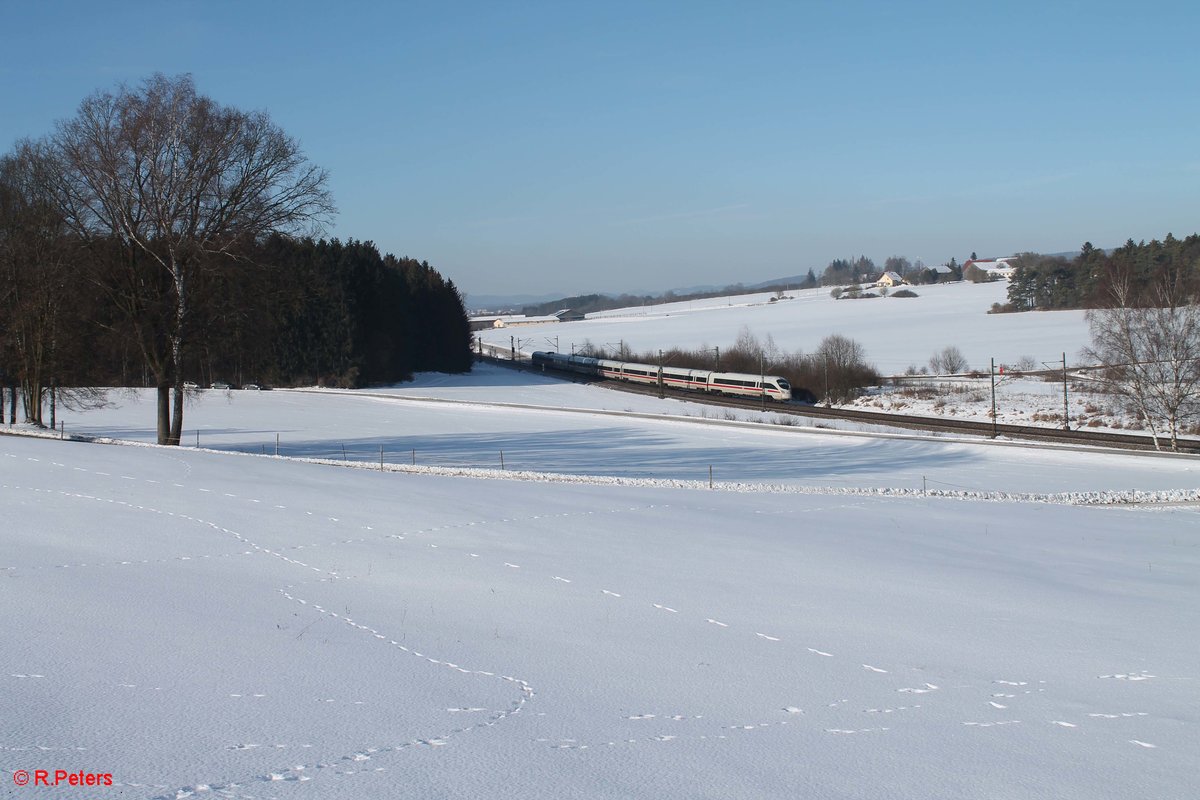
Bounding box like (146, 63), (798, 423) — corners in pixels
(476, 281), (1089, 374)
(3, 372), (1198, 799)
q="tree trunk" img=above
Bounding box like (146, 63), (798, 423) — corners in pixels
(156, 384), (171, 445)
(166, 270), (186, 446)
(21, 382), (43, 426)
(169, 382), (184, 446)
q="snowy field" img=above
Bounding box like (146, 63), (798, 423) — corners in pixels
(477, 281), (1182, 438)
(3, 369), (1199, 799)
(47, 366), (1200, 497)
(477, 281), (1091, 375)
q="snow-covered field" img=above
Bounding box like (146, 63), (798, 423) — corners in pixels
(477, 281), (1090, 375)
(479, 281), (1186, 438)
(4, 367), (1199, 799)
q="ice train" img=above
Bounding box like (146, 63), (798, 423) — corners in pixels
(531, 351), (793, 402)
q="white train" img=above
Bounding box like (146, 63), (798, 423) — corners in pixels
(531, 351), (793, 402)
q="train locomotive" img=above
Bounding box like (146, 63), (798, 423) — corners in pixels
(531, 351), (793, 402)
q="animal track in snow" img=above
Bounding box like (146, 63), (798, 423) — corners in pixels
(862, 664), (888, 673)
(1099, 671), (1155, 681)
(898, 684), (939, 694)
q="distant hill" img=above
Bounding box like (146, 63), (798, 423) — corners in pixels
(464, 292), (566, 313)
(468, 248), (1098, 316)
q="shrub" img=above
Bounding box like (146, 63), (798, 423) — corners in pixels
(929, 345), (968, 375)
(891, 289), (919, 298)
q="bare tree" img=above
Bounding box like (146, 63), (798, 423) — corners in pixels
(49, 73), (334, 444)
(814, 334), (876, 402)
(929, 345), (968, 375)
(1084, 279), (1200, 451)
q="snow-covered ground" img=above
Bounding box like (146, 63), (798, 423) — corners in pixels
(478, 281), (1091, 375)
(4, 369), (1198, 799)
(479, 281), (1183, 439)
(47, 366), (1200, 496)
(851, 373), (1194, 438)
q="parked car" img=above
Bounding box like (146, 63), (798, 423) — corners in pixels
(183, 381), (199, 390)
(242, 384), (261, 390)
(211, 381), (231, 390)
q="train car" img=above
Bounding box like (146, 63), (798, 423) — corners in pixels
(707, 371), (792, 402)
(531, 351), (602, 376)
(530, 352), (793, 402)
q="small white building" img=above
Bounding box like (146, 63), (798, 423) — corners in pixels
(876, 271), (906, 287)
(966, 258), (1017, 280)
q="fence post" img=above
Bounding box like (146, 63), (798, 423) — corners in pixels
(500, 450), (505, 470)
(276, 433), (279, 456)
(709, 464), (713, 489)
(380, 445), (384, 471)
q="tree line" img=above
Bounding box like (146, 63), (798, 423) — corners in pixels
(994, 234), (1199, 451)
(577, 327), (879, 404)
(1002, 235), (1200, 312)
(0, 73), (471, 443)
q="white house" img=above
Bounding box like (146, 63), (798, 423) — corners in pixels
(876, 271), (906, 287)
(966, 257), (1017, 280)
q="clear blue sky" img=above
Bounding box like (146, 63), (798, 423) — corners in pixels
(3, 0), (1197, 299)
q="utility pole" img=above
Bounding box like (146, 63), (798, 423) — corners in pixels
(658, 350), (665, 399)
(760, 352), (766, 412)
(714, 346), (720, 371)
(510, 335), (515, 361)
(1062, 352), (1070, 431)
(823, 354), (830, 405)
(990, 357), (998, 439)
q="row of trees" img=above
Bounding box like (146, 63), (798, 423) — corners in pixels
(1, 74), (471, 443)
(819, 255), (962, 287)
(1004, 236), (1200, 312)
(578, 328), (879, 404)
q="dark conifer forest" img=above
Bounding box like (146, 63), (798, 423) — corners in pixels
(1003, 235), (1200, 312)
(0, 75), (472, 441)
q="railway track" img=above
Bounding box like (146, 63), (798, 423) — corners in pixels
(489, 355), (1200, 455)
